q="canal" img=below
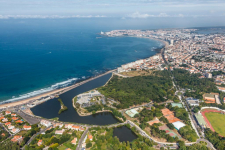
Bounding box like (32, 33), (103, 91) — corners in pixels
(31, 73), (120, 125)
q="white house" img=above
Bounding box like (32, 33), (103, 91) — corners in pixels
(40, 120), (52, 127)
(55, 129), (65, 135)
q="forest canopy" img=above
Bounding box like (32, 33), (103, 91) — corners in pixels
(99, 70), (174, 109)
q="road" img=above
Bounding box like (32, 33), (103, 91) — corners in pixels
(162, 47), (200, 138)
(197, 139), (216, 150)
(127, 120), (184, 148)
(0, 124), (12, 143)
(22, 125), (53, 150)
(0, 69), (116, 110)
(112, 72), (131, 78)
(76, 128), (89, 150)
(119, 102), (153, 114)
(161, 47), (216, 150)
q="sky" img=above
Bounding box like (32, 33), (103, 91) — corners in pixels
(0, 0), (225, 19)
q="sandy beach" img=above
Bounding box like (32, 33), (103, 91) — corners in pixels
(0, 69), (116, 108)
(0, 88), (64, 108)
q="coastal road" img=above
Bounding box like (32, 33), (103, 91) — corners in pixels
(113, 72), (131, 78)
(0, 69), (116, 109)
(76, 128), (89, 150)
(59, 69), (117, 95)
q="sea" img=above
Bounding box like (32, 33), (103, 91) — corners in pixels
(0, 18), (164, 103)
(1, 18), (223, 104)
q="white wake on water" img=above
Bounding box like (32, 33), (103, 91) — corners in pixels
(0, 77), (80, 104)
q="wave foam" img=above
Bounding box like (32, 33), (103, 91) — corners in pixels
(0, 78), (78, 104)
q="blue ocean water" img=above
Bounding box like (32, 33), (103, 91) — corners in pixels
(0, 19), (163, 102)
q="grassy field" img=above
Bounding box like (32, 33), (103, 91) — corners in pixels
(205, 112), (225, 136)
(58, 137), (77, 150)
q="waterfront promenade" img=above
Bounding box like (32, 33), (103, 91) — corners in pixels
(0, 69), (116, 110)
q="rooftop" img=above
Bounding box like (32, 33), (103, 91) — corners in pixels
(172, 121), (186, 130)
(171, 103), (183, 108)
(194, 113), (207, 126)
(147, 118), (160, 126)
(125, 109), (139, 118)
(204, 93), (215, 98)
(186, 97), (199, 101)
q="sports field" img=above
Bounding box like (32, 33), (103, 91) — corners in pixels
(205, 112), (225, 136)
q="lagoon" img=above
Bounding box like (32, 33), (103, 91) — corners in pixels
(31, 73), (120, 125)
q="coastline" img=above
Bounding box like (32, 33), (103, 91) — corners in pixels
(0, 69), (116, 108)
(0, 36), (168, 109)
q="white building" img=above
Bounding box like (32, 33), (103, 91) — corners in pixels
(53, 123), (63, 128)
(117, 67), (125, 73)
(186, 97), (199, 106)
(11, 128), (20, 134)
(170, 39), (174, 46)
(205, 73), (212, 78)
(8, 125), (15, 130)
(40, 120), (52, 127)
(65, 124), (73, 129)
(172, 121), (185, 130)
(152, 55), (160, 60)
(55, 129), (65, 135)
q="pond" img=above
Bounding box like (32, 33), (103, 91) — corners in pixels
(113, 126), (138, 142)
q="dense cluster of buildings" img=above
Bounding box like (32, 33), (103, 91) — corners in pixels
(203, 93), (221, 104)
(106, 29), (224, 69)
(117, 54), (164, 73)
(185, 97), (200, 106)
(105, 29), (225, 76)
(106, 29), (225, 105)
(161, 108), (182, 124)
(0, 111), (26, 135)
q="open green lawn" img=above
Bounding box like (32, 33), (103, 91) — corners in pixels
(205, 112), (225, 136)
(58, 144), (68, 150)
(57, 137), (77, 150)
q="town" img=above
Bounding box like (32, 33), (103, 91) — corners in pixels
(0, 27), (225, 150)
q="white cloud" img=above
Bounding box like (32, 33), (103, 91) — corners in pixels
(128, 11), (154, 18)
(0, 14), (107, 19)
(158, 13), (169, 17)
(127, 12), (171, 18)
(178, 14), (184, 17)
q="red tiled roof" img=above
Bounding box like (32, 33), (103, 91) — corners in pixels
(11, 135), (22, 142)
(15, 120), (23, 123)
(5, 122), (11, 126)
(23, 125), (31, 129)
(12, 117), (18, 120)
